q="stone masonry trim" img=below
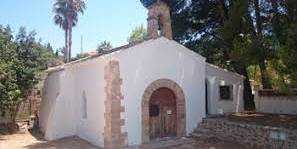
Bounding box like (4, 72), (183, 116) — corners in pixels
(104, 60), (127, 148)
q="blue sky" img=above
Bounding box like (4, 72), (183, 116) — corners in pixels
(0, 0), (147, 56)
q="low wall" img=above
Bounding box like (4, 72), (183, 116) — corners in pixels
(0, 122), (19, 133)
(255, 90), (297, 115)
(200, 118), (297, 149)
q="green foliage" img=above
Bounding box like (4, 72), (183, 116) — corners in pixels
(279, 23), (297, 86)
(170, 0), (297, 84)
(53, 0), (86, 29)
(140, 0), (156, 8)
(0, 25), (58, 122)
(127, 25), (148, 44)
(168, 0), (297, 109)
(140, 0), (170, 8)
(96, 41), (113, 54)
(72, 52), (90, 61)
(74, 53), (88, 60)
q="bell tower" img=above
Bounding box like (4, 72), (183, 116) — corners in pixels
(143, 0), (173, 39)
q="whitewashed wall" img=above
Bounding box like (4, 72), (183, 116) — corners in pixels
(255, 91), (297, 115)
(39, 58), (107, 147)
(72, 58), (107, 147)
(41, 37), (207, 147)
(40, 68), (78, 140)
(109, 38), (206, 145)
(39, 70), (61, 135)
(206, 64), (244, 115)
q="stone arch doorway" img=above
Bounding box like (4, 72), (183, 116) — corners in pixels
(142, 79), (186, 143)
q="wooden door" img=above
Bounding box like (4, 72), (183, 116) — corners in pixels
(149, 103), (161, 139)
(161, 106), (176, 137)
(149, 87), (177, 139)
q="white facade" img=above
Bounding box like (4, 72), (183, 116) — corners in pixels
(206, 63), (245, 115)
(39, 37), (244, 147)
(40, 53), (108, 147)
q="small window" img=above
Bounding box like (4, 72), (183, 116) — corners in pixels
(149, 104), (159, 117)
(82, 91), (87, 119)
(219, 85), (233, 100)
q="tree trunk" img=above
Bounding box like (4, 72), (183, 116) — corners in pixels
(219, 0), (229, 21)
(68, 18), (73, 62)
(254, 0), (262, 36)
(64, 29), (69, 62)
(259, 59), (272, 89)
(29, 97), (32, 116)
(232, 61), (255, 110)
(11, 102), (21, 124)
(253, 0), (272, 89)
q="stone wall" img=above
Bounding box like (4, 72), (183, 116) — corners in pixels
(255, 90), (297, 115)
(18, 89), (42, 120)
(196, 118), (297, 149)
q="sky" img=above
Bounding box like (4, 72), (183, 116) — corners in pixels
(0, 0), (147, 56)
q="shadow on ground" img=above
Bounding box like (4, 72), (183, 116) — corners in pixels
(0, 135), (6, 141)
(28, 128), (44, 141)
(1, 129), (252, 149)
(24, 136), (99, 149)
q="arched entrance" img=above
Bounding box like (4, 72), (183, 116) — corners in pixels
(142, 79), (186, 143)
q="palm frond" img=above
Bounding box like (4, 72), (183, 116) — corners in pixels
(53, 0), (86, 28)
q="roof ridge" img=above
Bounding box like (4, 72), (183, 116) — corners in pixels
(206, 63), (245, 79)
(46, 38), (160, 72)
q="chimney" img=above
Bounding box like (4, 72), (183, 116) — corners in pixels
(146, 0), (173, 39)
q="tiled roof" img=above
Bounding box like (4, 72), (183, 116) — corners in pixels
(45, 40), (145, 73)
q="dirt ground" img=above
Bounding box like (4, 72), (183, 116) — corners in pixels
(228, 112), (297, 129)
(0, 132), (98, 149)
(0, 131), (251, 149)
(139, 136), (251, 149)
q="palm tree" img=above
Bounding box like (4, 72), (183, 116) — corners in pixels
(53, 0), (86, 62)
(53, 14), (69, 62)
